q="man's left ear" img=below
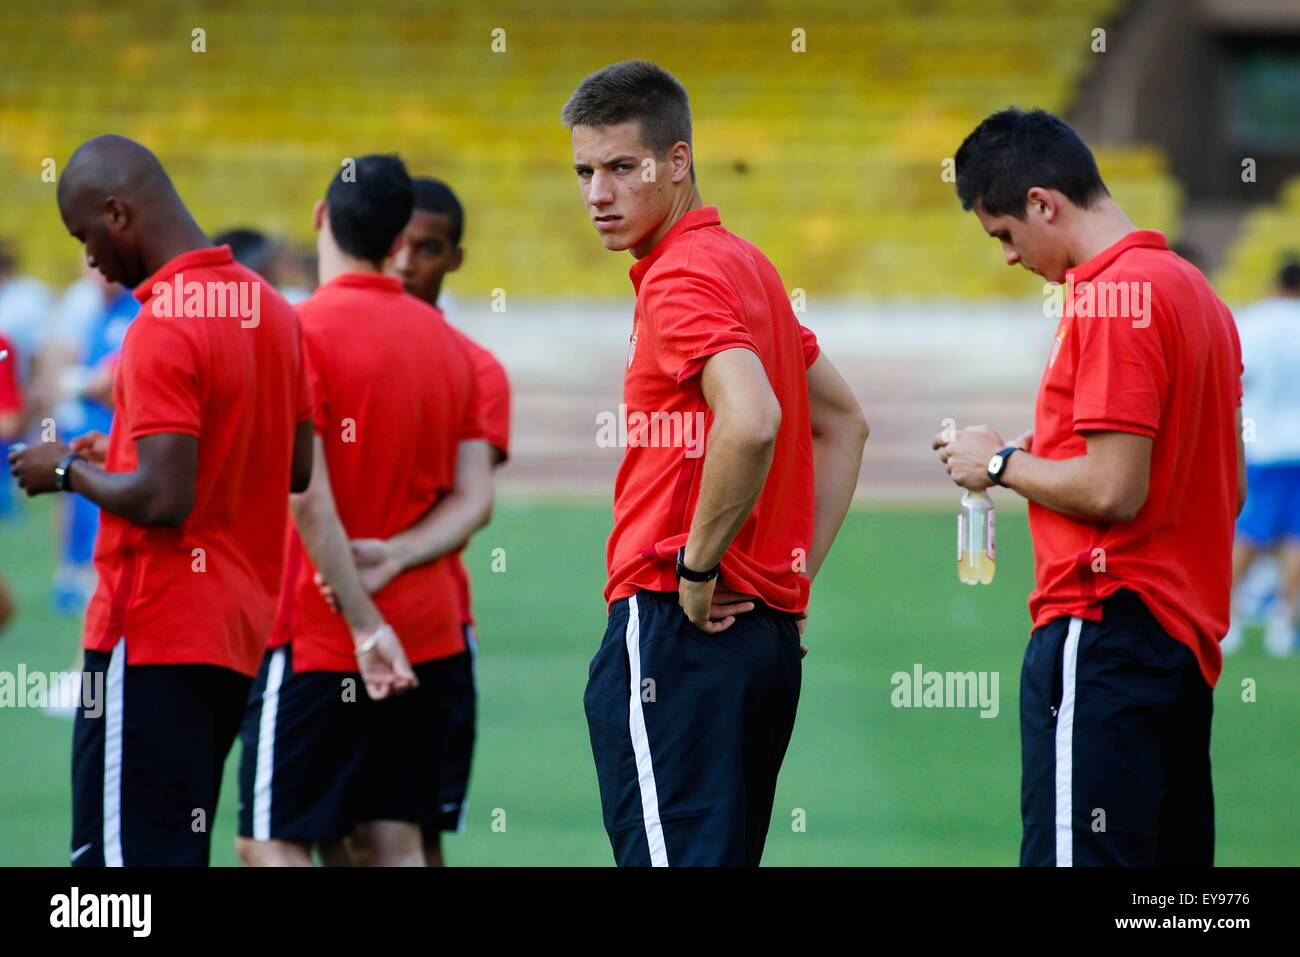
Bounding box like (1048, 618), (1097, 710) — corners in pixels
(1026, 186), (1058, 223)
(449, 247), (464, 273)
(672, 141), (692, 184)
(312, 199), (327, 232)
(104, 197), (130, 233)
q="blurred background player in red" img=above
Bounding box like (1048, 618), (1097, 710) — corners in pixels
(0, 332), (22, 632)
(0, 239), (54, 521)
(236, 156), (493, 867)
(313, 176), (508, 866)
(380, 177), (510, 866)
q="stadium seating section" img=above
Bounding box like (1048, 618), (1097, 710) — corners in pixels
(1216, 174), (1300, 303)
(0, 0), (1193, 298)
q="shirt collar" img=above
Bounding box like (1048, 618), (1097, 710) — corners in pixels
(134, 245), (235, 302)
(319, 272), (405, 294)
(629, 206), (723, 291)
(1066, 230), (1168, 285)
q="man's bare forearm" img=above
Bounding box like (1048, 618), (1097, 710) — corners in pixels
(63, 433), (196, 526)
(806, 420), (867, 579)
(386, 440), (494, 571)
(1001, 451), (1133, 522)
(682, 416), (776, 572)
(292, 489), (384, 637)
(291, 436), (383, 638)
(387, 487), (492, 571)
(67, 460), (183, 525)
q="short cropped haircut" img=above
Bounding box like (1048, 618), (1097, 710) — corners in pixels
(412, 178), (465, 248)
(562, 59), (695, 180)
(955, 108), (1109, 218)
(324, 154), (413, 265)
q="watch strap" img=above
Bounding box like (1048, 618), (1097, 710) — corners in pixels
(987, 446), (1018, 487)
(676, 545), (720, 583)
(55, 452), (85, 492)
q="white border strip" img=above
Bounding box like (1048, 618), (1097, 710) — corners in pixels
(252, 648), (287, 842)
(1055, 616), (1083, 867)
(624, 595), (668, 866)
(102, 636), (126, 867)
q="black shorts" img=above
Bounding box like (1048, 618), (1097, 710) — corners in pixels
(1020, 589), (1214, 867)
(237, 644), (458, 843)
(434, 626), (478, 834)
(584, 589), (802, 867)
(71, 637), (251, 867)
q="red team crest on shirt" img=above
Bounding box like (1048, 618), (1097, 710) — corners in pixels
(1048, 319), (1067, 368)
(628, 320), (639, 368)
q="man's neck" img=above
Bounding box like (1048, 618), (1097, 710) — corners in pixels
(317, 246), (382, 286)
(141, 215), (209, 280)
(1066, 197), (1139, 271)
(426, 281), (443, 309)
(632, 184), (705, 260)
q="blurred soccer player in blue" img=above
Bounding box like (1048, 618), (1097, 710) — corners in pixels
(1226, 257), (1300, 657)
(51, 277), (137, 614)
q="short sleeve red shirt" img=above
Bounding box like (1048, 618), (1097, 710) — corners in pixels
(83, 246), (312, 676)
(0, 334), (22, 415)
(270, 274), (485, 670)
(605, 206), (820, 613)
(1029, 231), (1243, 687)
(449, 327), (511, 463)
(444, 326), (511, 628)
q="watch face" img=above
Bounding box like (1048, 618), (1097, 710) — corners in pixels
(988, 454), (1004, 475)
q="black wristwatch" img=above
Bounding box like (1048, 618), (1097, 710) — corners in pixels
(986, 446), (1018, 487)
(54, 452), (85, 492)
(676, 546), (720, 583)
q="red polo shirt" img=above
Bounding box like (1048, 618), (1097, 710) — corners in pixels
(1028, 230), (1242, 687)
(605, 206), (819, 613)
(446, 326), (511, 628)
(0, 334), (21, 416)
(83, 246), (311, 676)
(270, 273), (484, 671)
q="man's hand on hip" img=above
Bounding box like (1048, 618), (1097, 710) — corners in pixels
(678, 577), (756, 634)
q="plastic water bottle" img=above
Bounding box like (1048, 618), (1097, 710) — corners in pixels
(957, 490), (996, 585)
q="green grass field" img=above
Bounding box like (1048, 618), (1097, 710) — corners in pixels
(1, 495), (1296, 865)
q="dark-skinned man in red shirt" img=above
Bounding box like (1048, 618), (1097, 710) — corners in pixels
(11, 135), (312, 866)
